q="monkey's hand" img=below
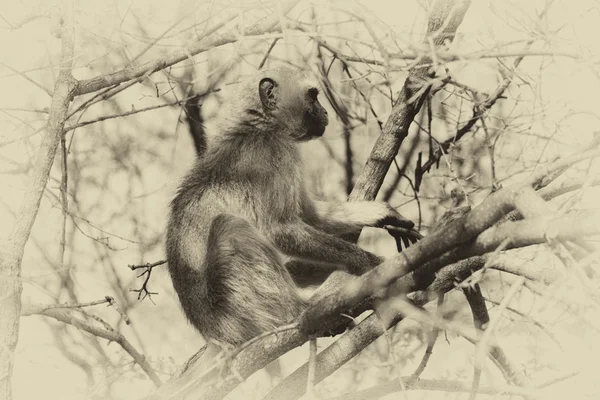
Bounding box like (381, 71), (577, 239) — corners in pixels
(385, 226), (423, 252)
(372, 202), (415, 231)
(366, 201), (421, 251)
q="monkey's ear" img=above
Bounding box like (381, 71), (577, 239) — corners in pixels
(259, 78), (278, 111)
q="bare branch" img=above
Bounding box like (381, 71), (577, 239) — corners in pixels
(64, 93), (217, 132)
(73, 1), (300, 96)
(0, 12), (75, 400)
(411, 296), (444, 379)
(22, 296), (131, 325)
(300, 150), (600, 336)
(21, 305), (161, 386)
(0, 62), (53, 96)
(323, 377), (539, 400)
(349, 0), (472, 202)
(129, 261), (165, 302)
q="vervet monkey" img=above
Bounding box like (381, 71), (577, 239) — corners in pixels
(166, 67), (416, 346)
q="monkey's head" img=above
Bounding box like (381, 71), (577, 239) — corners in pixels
(217, 67), (329, 141)
(257, 68), (329, 141)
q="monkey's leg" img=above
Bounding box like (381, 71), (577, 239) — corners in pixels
(203, 214), (305, 345)
(285, 258), (379, 337)
(286, 259), (336, 288)
(299, 269), (374, 337)
(271, 222), (382, 275)
(285, 259), (338, 304)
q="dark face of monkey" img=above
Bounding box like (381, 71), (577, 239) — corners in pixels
(258, 75), (329, 141)
(302, 87), (329, 138)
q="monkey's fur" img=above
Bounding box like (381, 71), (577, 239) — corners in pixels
(166, 67), (415, 346)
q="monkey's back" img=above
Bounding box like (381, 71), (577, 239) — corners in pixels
(166, 137), (305, 344)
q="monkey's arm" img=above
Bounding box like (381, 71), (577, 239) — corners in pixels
(318, 200), (413, 229)
(301, 192), (414, 234)
(302, 195), (422, 251)
(270, 222), (383, 275)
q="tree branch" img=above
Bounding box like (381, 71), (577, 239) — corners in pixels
(323, 376), (539, 400)
(0, 12), (75, 400)
(349, 0), (472, 202)
(21, 304), (161, 386)
(300, 149), (600, 335)
(73, 1), (300, 96)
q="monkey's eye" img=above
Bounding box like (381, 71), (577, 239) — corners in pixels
(307, 87), (319, 101)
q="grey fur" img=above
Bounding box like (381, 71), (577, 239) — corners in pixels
(166, 67), (414, 345)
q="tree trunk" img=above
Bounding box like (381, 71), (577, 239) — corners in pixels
(0, 15), (74, 400)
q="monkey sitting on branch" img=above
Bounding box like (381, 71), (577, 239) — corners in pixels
(166, 66), (417, 347)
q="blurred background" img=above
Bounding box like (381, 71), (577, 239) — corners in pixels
(1, 0), (599, 399)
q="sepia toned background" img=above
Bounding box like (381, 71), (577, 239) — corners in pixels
(1, 0), (599, 399)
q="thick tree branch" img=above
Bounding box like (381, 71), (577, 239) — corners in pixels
(146, 330), (306, 400)
(266, 251), (551, 400)
(158, 168), (596, 400)
(299, 150), (600, 335)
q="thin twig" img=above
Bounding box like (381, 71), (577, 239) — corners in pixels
(0, 62), (53, 96)
(474, 277), (526, 370)
(411, 295), (444, 379)
(74, 0), (301, 95)
(65, 93), (218, 132)
(305, 339), (318, 399)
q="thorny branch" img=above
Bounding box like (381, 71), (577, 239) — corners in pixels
(23, 296), (131, 324)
